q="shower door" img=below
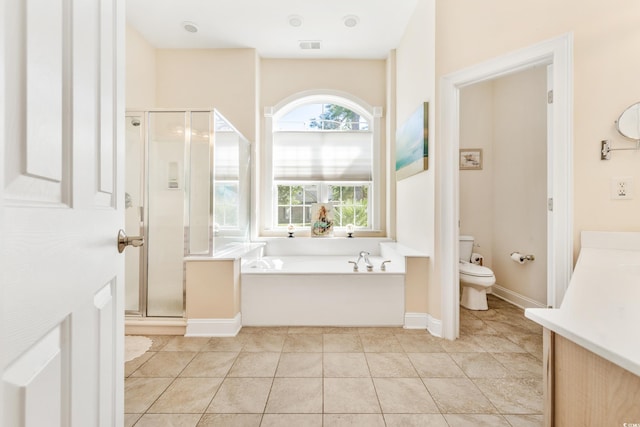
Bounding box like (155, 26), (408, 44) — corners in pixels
(124, 110), (214, 317)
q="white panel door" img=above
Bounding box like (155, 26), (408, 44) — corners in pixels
(2, 0), (125, 426)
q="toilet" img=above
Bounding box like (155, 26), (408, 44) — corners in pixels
(459, 235), (495, 310)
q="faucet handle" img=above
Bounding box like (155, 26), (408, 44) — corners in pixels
(348, 260), (359, 272)
(380, 260), (391, 271)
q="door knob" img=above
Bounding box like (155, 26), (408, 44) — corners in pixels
(117, 229), (144, 253)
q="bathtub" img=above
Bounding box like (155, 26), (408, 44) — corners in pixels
(241, 256), (405, 326)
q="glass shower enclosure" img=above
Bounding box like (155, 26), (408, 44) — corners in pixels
(124, 110), (251, 317)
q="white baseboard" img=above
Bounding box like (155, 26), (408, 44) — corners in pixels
(427, 316), (442, 338)
(404, 313), (428, 329)
(404, 312), (442, 338)
(185, 313), (242, 337)
(491, 284), (547, 309)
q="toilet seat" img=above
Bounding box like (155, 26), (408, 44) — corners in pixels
(459, 261), (493, 278)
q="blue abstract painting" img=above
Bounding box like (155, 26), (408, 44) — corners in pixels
(396, 102), (428, 180)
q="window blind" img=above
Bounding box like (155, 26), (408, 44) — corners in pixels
(273, 132), (372, 181)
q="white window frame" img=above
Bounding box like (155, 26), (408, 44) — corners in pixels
(273, 181), (372, 229)
(260, 90), (382, 236)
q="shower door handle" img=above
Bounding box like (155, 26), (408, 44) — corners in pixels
(117, 229), (144, 253)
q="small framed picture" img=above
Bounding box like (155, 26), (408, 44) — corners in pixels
(459, 148), (483, 170)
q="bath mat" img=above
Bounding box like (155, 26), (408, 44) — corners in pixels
(125, 335), (152, 362)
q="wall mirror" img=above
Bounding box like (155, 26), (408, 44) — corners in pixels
(616, 102), (640, 140)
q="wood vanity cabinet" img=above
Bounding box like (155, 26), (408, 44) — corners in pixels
(543, 329), (640, 426)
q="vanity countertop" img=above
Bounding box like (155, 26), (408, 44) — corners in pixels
(525, 231), (640, 377)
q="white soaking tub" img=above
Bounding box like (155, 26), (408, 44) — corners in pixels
(240, 256), (405, 326)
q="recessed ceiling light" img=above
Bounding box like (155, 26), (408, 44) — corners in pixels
(288, 15), (303, 27)
(182, 21), (199, 33)
(343, 15), (359, 28)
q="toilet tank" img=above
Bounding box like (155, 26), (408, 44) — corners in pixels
(459, 235), (474, 262)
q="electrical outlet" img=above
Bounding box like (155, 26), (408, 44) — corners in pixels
(611, 177), (633, 200)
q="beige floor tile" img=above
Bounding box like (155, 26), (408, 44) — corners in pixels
(323, 414), (386, 427)
(162, 336), (211, 352)
(396, 334), (445, 353)
(264, 378), (323, 413)
(358, 327), (397, 335)
(133, 414), (202, 427)
(506, 333), (543, 360)
(197, 413), (262, 426)
(180, 352), (238, 378)
(492, 352), (543, 378)
(282, 334), (323, 352)
(206, 377), (273, 413)
(407, 353), (465, 378)
(148, 377), (223, 413)
(202, 337), (245, 352)
(130, 351), (197, 378)
(460, 318), (500, 336)
(323, 378), (381, 413)
(125, 351), (155, 377)
(473, 378), (543, 414)
(423, 378), (497, 414)
(503, 414), (544, 427)
(275, 352), (322, 377)
(323, 334), (363, 352)
(240, 326), (289, 335)
(242, 334), (286, 352)
(474, 335), (527, 353)
(124, 413), (141, 427)
(440, 335), (486, 353)
(227, 352), (280, 377)
(124, 377), (173, 413)
(323, 353), (370, 377)
(484, 319), (533, 335)
(147, 335), (173, 351)
(384, 414), (449, 427)
(374, 377), (439, 413)
(449, 352), (510, 378)
(287, 326), (328, 335)
(323, 327), (360, 334)
(360, 334), (404, 352)
(444, 413), (511, 427)
(365, 353), (418, 377)
(261, 414), (323, 427)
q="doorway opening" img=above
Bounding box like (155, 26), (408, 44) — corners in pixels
(439, 34), (574, 340)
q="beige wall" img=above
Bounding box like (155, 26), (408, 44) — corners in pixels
(437, 0), (640, 266)
(155, 48), (259, 142)
(260, 59), (386, 108)
(460, 68), (548, 306)
(395, 0), (437, 316)
(125, 25), (156, 108)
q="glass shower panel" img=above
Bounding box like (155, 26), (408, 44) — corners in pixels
(213, 112), (251, 253)
(189, 112), (212, 255)
(147, 112), (186, 317)
(124, 115), (144, 314)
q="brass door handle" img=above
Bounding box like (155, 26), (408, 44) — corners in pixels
(117, 229), (144, 253)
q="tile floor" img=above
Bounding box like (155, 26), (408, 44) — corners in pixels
(125, 295), (544, 427)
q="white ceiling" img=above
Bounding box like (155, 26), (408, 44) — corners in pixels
(126, 0), (419, 59)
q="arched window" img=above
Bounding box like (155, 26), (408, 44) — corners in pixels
(262, 93), (381, 234)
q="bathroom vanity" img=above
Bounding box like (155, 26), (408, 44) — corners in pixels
(525, 231), (640, 426)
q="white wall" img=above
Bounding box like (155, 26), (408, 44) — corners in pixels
(395, 0), (437, 316)
(125, 25), (156, 108)
(459, 81), (494, 267)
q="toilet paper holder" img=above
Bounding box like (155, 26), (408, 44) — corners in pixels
(510, 252), (535, 262)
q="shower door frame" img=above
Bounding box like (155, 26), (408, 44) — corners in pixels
(125, 108), (215, 318)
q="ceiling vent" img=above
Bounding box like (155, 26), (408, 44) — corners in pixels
(299, 40), (321, 50)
